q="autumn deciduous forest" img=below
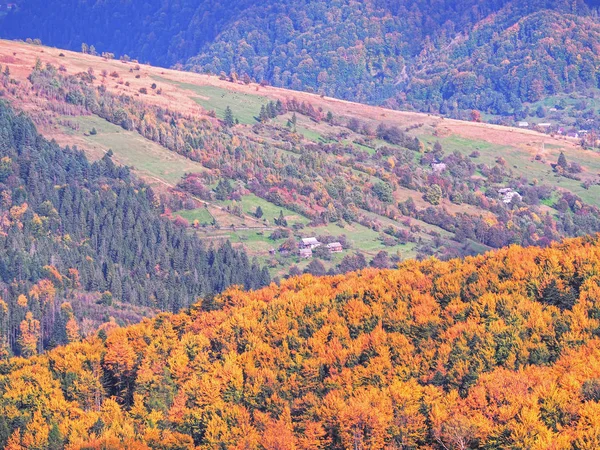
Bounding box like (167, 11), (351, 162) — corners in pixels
(4, 1), (600, 449)
(3, 235), (600, 448)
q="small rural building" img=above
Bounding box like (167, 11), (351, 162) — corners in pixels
(431, 162), (447, 173)
(301, 237), (322, 250)
(498, 188), (522, 204)
(518, 121), (529, 128)
(327, 242), (343, 253)
(299, 248), (313, 259)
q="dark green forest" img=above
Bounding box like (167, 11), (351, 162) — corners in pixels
(0, 101), (269, 356)
(2, 0), (600, 115)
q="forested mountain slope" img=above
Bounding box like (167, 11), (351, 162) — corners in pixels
(2, 0), (600, 115)
(0, 101), (269, 358)
(3, 235), (600, 448)
(404, 9), (600, 115)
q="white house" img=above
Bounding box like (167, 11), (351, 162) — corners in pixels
(299, 248), (313, 259)
(301, 237), (322, 250)
(431, 162), (447, 173)
(327, 242), (343, 253)
(498, 188), (522, 204)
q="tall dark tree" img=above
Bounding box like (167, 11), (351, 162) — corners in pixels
(224, 106), (235, 127)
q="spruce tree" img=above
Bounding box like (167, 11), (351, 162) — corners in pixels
(259, 105), (268, 122)
(557, 151), (568, 169)
(48, 423), (64, 450)
(224, 106), (235, 127)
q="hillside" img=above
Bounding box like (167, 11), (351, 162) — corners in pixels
(2, 236), (600, 448)
(2, 0), (600, 118)
(0, 98), (269, 359)
(1, 40), (600, 279)
(404, 9), (600, 118)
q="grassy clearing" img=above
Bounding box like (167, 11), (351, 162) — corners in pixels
(296, 125), (324, 142)
(174, 208), (214, 225)
(302, 221), (414, 258)
(421, 132), (600, 208)
(58, 115), (252, 228)
(275, 114), (326, 143)
(59, 115), (207, 184)
(152, 76), (267, 124)
(222, 194), (310, 226)
(348, 140), (376, 155)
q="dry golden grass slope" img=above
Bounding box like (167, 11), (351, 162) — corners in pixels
(0, 39), (585, 154)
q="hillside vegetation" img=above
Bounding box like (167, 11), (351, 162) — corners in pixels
(2, 41), (600, 278)
(0, 100), (269, 358)
(2, 236), (600, 448)
(3, 0), (600, 119)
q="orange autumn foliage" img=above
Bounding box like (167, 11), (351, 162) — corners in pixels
(3, 236), (600, 448)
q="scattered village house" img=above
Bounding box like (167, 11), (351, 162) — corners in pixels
(327, 242), (343, 253)
(431, 161), (447, 173)
(299, 248), (313, 259)
(301, 237), (322, 250)
(498, 188), (522, 204)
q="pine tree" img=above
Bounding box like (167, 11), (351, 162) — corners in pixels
(275, 210), (287, 227)
(259, 105), (268, 122)
(224, 106), (235, 127)
(255, 206), (264, 219)
(557, 151), (568, 169)
(47, 423), (64, 450)
(291, 112), (297, 131)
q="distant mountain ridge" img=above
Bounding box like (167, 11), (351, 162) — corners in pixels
(1, 1), (599, 115)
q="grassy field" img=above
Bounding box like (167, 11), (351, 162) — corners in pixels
(420, 132), (600, 208)
(222, 194), (310, 226)
(58, 115), (207, 184)
(153, 76), (267, 124)
(173, 207), (214, 225)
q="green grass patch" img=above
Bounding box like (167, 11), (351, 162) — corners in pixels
(174, 208), (214, 225)
(59, 115), (207, 184)
(152, 76), (267, 125)
(222, 194), (310, 226)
